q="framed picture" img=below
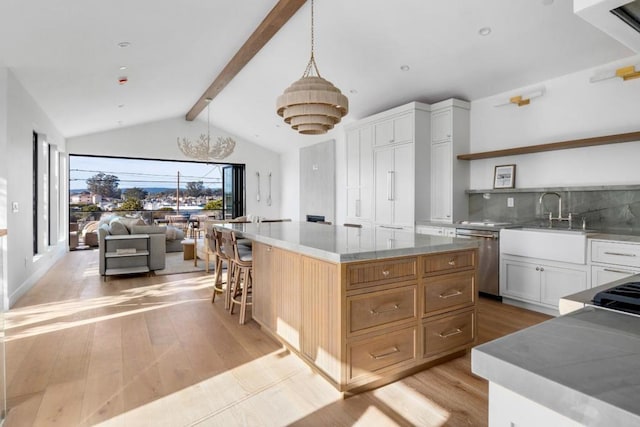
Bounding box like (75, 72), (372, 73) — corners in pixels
(493, 164), (516, 189)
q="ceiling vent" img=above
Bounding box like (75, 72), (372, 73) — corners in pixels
(575, 0), (640, 52)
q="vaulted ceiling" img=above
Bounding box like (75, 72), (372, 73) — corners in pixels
(0, 0), (633, 153)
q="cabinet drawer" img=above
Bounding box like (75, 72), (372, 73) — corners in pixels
(591, 265), (640, 288)
(423, 270), (475, 316)
(348, 286), (417, 334)
(348, 326), (416, 382)
(422, 309), (475, 358)
(347, 258), (417, 289)
(422, 250), (475, 275)
(591, 240), (640, 268)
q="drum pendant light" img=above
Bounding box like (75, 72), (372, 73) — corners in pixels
(276, 0), (348, 135)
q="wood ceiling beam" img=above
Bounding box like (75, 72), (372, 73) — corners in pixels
(186, 0), (307, 121)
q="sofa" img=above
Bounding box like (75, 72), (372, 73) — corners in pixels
(97, 216), (167, 275)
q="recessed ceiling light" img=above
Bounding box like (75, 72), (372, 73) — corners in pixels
(117, 41), (131, 48)
(118, 104), (125, 108)
(400, 65), (410, 71)
(349, 89), (358, 94)
(542, 0), (554, 5)
(478, 27), (492, 36)
(119, 66), (128, 71)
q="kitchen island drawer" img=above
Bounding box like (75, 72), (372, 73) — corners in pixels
(422, 270), (475, 316)
(591, 240), (640, 268)
(422, 250), (475, 276)
(346, 257), (417, 290)
(422, 308), (475, 358)
(348, 326), (416, 382)
(348, 285), (417, 334)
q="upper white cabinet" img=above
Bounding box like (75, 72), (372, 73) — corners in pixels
(374, 113), (414, 147)
(345, 102), (430, 230)
(346, 125), (373, 225)
(430, 99), (470, 223)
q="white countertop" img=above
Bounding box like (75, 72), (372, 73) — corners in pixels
(472, 306), (640, 426)
(215, 221), (477, 263)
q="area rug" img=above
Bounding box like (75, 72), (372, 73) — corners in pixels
(154, 252), (209, 276)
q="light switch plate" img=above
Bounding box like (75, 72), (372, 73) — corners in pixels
(11, 202), (19, 213)
(507, 197), (514, 208)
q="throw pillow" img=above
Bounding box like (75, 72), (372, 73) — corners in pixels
(109, 220), (129, 235)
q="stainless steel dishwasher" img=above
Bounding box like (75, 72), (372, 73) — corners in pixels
(455, 227), (501, 298)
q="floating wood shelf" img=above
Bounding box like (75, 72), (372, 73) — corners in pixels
(457, 130), (640, 161)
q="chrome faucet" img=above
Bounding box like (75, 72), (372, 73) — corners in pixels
(539, 192), (572, 228)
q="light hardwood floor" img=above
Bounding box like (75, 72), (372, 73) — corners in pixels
(4, 250), (550, 426)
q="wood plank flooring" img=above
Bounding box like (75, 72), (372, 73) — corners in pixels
(4, 249), (551, 426)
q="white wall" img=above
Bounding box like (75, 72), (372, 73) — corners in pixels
(469, 54), (640, 190)
(66, 117), (282, 220)
(5, 69), (67, 307)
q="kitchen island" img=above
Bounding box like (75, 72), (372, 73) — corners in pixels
(472, 284), (640, 426)
(217, 221), (478, 393)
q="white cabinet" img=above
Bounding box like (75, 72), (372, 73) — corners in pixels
(346, 125), (373, 225)
(374, 144), (414, 229)
(589, 239), (640, 287)
(430, 141), (452, 222)
(429, 99), (470, 223)
(346, 101), (430, 230)
(373, 112), (413, 147)
(501, 255), (587, 311)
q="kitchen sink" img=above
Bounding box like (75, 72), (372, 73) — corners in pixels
(501, 228), (588, 264)
(519, 226), (597, 235)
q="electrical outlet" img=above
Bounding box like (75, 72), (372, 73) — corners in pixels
(507, 197), (515, 208)
(12, 201), (19, 213)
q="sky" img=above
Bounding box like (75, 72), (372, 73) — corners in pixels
(69, 155), (228, 191)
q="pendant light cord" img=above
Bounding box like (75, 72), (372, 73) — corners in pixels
(303, 0), (321, 78)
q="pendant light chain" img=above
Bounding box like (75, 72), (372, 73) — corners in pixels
(303, 0), (321, 78)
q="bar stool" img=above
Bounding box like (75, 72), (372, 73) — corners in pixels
(209, 229), (227, 304)
(220, 230), (253, 324)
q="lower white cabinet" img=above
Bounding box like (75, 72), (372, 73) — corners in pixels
(488, 383), (583, 427)
(590, 239), (640, 287)
(501, 255), (587, 310)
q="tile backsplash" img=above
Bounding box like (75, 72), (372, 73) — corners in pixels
(468, 187), (640, 231)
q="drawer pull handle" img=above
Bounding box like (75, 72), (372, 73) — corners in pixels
(603, 268), (636, 274)
(604, 251), (637, 257)
(439, 328), (462, 338)
(448, 258), (456, 266)
(369, 346), (400, 360)
(370, 304), (399, 315)
(382, 270), (390, 277)
(439, 290), (462, 299)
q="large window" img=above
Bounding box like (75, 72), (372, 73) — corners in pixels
(68, 155), (245, 249)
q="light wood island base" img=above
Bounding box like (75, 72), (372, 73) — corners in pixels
(252, 242), (478, 393)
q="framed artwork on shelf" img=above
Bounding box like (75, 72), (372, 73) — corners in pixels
(493, 164), (516, 189)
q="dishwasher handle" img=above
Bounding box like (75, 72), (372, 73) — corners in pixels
(456, 231), (499, 239)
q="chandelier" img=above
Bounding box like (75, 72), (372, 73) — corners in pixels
(177, 98), (236, 160)
(276, 0), (348, 135)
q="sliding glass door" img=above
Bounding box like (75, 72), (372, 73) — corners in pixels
(222, 165), (245, 219)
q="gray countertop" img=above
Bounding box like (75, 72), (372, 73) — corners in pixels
(472, 307), (640, 426)
(215, 221), (477, 263)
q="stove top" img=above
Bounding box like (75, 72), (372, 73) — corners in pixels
(591, 281), (640, 316)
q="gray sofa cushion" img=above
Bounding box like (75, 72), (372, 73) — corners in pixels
(109, 220), (129, 235)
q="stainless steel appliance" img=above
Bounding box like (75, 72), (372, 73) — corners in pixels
(455, 225), (501, 298)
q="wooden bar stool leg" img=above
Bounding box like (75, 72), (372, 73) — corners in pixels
(225, 262), (236, 310)
(239, 267), (252, 325)
(211, 256), (223, 303)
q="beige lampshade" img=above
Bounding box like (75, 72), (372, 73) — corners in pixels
(276, 75), (348, 135)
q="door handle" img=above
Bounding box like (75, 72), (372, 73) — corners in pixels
(387, 171), (394, 201)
